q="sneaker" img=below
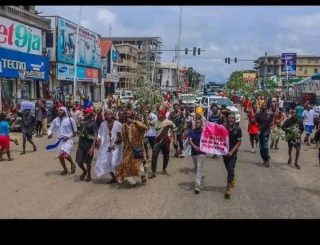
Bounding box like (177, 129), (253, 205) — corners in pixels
(287, 159), (292, 165)
(194, 185), (200, 194)
(162, 170), (168, 175)
(274, 147), (279, 150)
(224, 189), (231, 199)
(264, 161), (270, 168)
(250, 148), (255, 153)
(294, 163), (301, 169)
(230, 175), (237, 188)
(148, 173), (156, 179)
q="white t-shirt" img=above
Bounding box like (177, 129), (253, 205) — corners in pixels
(278, 99), (284, 108)
(302, 109), (317, 126)
(145, 113), (158, 137)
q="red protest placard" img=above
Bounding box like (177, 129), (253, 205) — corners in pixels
(200, 122), (229, 156)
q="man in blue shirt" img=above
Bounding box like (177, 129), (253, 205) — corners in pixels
(188, 119), (205, 194)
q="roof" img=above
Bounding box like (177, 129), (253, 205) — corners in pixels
(102, 37), (161, 41)
(254, 55), (320, 63)
(101, 40), (112, 58)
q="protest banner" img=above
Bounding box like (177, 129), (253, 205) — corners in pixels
(200, 122), (229, 156)
(20, 101), (35, 110)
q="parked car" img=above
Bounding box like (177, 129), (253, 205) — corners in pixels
(200, 95), (240, 123)
(179, 94), (197, 110)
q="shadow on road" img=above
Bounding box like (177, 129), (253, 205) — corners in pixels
(44, 170), (64, 177)
(92, 178), (109, 185)
(178, 181), (225, 193)
(179, 167), (195, 175)
(294, 187), (320, 197)
(109, 182), (143, 190)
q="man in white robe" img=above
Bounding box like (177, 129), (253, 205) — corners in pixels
(95, 110), (123, 183)
(48, 106), (77, 175)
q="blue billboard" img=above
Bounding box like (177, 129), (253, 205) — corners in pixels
(56, 63), (98, 83)
(57, 17), (101, 69)
(281, 53), (297, 76)
(0, 47), (49, 80)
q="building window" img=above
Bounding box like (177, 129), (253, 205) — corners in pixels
(308, 59), (312, 64)
(315, 68), (318, 73)
(304, 69), (308, 75)
(23, 6), (30, 11)
(267, 67), (271, 73)
(299, 66), (303, 71)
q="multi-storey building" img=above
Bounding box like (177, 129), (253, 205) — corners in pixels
(114, 43), (138, 89)
(44, 15), (101, 102)
(156, 63), (177, 90)
(254, 55), (320, 84)
(0, 6), (51, 111)
(102, 37), (162, 86)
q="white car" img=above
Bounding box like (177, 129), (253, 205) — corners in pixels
(200, 95), (240, 123)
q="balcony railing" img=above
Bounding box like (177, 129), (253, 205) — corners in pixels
(0, 6), (51, 31)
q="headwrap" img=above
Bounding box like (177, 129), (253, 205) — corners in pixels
(83, 108), (94, 114)
(195, 106), (204, 115)
(105, 109), (115, 117)
(158, 109), (167, 117)
(58, 106), (68, 115)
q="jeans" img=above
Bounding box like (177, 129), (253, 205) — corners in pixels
(223, 155), (237, 184)
(146, 136), (156, 149)
(151, 138), (170, 173)
(192, 155), (205, 186)
(176, 134), (184, 151)
(259, 130), (270, 162)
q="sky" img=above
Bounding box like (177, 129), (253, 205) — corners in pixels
(37, 6), (320, 84)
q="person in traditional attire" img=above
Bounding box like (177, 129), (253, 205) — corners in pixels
(48, 107), (77, 175)
(116, 110), (148, 186)
(95, 110), (123, 183)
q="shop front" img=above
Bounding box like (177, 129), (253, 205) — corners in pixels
(55, 63), (99, 101)
(0, 47), (49, 111)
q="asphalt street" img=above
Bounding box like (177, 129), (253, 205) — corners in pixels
(1, 110), (320, 219)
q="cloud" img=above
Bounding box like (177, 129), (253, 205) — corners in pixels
(96, 9), (117, 25)
(80, 19), (91, 29)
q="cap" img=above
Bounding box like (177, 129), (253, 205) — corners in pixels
(83, 108), (94, 114)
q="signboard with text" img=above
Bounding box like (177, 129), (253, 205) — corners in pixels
(281, 53), (297, 76)
(0, 16), (42, 55)
(56, 63), (98, 83)
(56, 16), (101, 68)
(0, 47), (49, 80)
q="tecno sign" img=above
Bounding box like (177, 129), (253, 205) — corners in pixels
(0, 16), (42, 55)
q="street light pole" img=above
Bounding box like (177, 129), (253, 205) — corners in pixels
(285, 57), (289, 97)
(73, 6), (82, 101)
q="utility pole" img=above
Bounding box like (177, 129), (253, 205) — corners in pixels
(73, 6), (82, 101)
(176, 6), (183, 89)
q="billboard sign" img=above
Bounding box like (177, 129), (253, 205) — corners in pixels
(281, 53), (297, 76)
(243, 72), (256, 84)
(0, 47), (49, 80)
(57, 16), (101, 68)
(56, 63), (98, 83)
(0, 16), (42, 55)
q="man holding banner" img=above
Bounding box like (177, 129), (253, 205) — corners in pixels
(200, 112), (242, 199)
(222, 113), (242, 199)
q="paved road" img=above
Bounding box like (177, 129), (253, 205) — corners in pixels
(1, 110), (320, 218)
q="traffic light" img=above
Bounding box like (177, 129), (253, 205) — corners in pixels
(228, 57), (230, 64)
(234, 57), (237, 63)
(225, 58), (228, 63)
(185, 48), (188, 55)
(198, 48), (201, 55)
(193, 47), (196, 56)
